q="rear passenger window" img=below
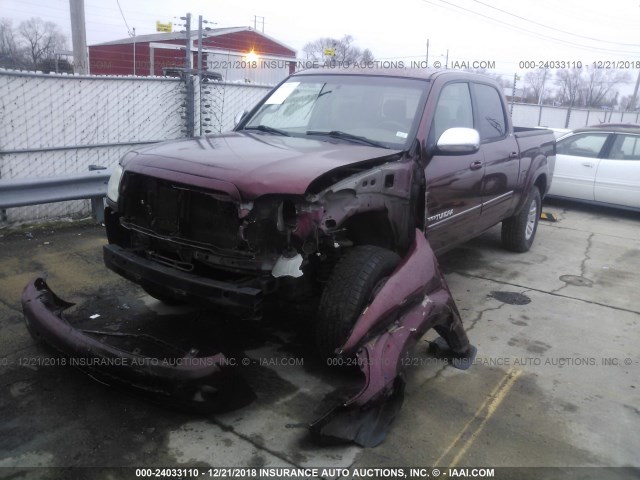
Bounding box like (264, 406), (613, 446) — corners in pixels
(556, 133), (609, 158)
(472, 83), (506, 142)
(432, 83), (473, 142)
(608, 134), (640, 160)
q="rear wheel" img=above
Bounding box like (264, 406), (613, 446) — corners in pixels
(315, 245), (400, 360)
(501, 187), (541, 252)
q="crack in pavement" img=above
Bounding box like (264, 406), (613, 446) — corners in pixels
(451, 271), (640, 316)
(551, 232), (595, 295)
(465, 301), (507, 333)
(542, 222), (637, 242)
(207, 417), (311, 470)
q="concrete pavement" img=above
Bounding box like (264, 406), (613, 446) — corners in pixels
(0, 199), (638, 478)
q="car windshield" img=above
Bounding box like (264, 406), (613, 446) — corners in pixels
(243, 74), (430, 149)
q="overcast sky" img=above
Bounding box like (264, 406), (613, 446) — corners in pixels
(3, 0), (639, 89)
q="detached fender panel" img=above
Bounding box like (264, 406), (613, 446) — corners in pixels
(311, 230), (474, 447)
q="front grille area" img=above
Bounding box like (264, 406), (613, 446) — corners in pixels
(120, 173), (240, 250)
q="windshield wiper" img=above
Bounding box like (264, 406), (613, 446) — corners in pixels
(305, 130), (389, 149)
(244, 125), (291, 136)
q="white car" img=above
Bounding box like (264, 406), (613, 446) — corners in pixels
(547, 124), (640, 210)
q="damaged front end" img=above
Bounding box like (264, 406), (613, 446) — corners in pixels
(21, 278), (255, 412)
(310, 230), (477, 447)
(22, 156), (475, 447)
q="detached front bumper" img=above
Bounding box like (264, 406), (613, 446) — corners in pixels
(21, 278), (255, 412)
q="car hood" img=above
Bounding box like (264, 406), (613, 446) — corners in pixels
(124, 132), (402, 200)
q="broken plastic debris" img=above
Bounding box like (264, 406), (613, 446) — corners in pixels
(271, 252), (303, 278)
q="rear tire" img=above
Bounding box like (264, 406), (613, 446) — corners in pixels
(315, 245), (400, 360)
(501, 187), (541, 253)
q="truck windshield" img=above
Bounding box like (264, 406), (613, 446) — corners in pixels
(243, 74), (430, 149)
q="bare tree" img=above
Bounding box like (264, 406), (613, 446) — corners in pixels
(579, 68), (630, 108)
(554, 68), (583, 107)
(619, 94), (639, 111)
(524, 69), (550, 104)
(18, 17), (67, 69)
(0, 18), (26, 68)
(302, 35), (374, 64)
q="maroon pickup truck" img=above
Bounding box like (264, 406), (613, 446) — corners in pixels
(23, 69), (555, 446)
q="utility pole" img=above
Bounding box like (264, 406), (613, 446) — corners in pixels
(537, 69), (548, 105)
(426, 39), (429, 66)
(69, 0), (88, 74)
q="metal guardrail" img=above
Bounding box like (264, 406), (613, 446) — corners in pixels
(0, 167), (111, 223)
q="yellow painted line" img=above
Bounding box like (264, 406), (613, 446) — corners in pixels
(434, 367), (523, 467)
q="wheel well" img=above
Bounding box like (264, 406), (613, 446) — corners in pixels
(534, 174), (547, 197)
(344, 211), (395, 250)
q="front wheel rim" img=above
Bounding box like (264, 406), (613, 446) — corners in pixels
(525, 198), (538, 240)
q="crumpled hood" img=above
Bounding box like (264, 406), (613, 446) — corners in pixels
(124, 132), (401, 199)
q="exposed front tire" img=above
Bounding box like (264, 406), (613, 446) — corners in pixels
(315, 245), (401, 360)
(501, 187), (541, 253)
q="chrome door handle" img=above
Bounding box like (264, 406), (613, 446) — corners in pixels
(469, 161), (483, 170)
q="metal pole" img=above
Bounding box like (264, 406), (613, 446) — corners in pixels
(197, 15), (203, 137)
(149, 45), (154, 76)
(132, 27), (136, 76)
(629, 68), (640, 112)
(185, 13), (192, 70)
(537, 69), (547, 105)
(184, 13), (194, 137)
(69, 0), (89, 74)
(510, 73), (517, 115)
(197, 16), (203, 75)
(426, 39), (429, 66)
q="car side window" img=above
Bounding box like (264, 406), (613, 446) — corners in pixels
(432, 83), (473, 143)
(608, 134), (640, 160)
(471, 83), (507, 142)
(556, 133), (609, 158)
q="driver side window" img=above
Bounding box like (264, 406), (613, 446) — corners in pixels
(432, 83), (474, 142)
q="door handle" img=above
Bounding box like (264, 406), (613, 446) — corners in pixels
(509, 152), (519, 159)
(582, 163), (594, 168)
(469, 161), (483, 170)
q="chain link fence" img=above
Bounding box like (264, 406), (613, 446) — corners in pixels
(0, 70), (187, 223)
(199, 79), (271, 134)
(0, 70), (273, 225)
(511, 102), (640, 130)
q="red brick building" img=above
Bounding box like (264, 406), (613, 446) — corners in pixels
(89, 27), (297, 83)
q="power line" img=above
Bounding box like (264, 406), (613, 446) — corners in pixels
(470, 0), (638, 47)
(421, 0), (640, 58)
(115, 0), (134, 37)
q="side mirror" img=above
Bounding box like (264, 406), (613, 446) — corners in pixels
(234, 110), (249, 127)
(436, 128), (480, 154)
